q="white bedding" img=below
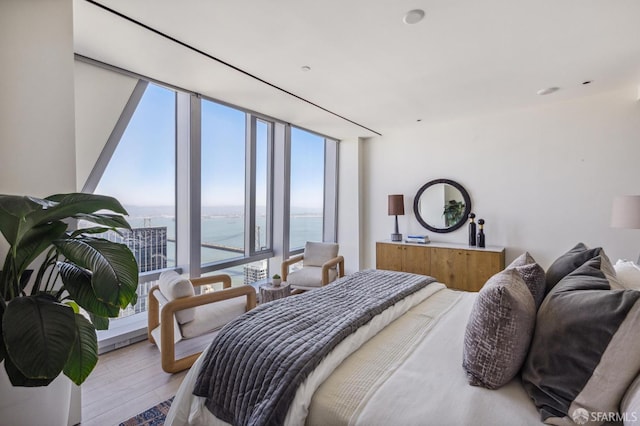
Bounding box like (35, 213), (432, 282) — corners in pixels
(166, 284), (542, 426)
(339, 291), (542, 426)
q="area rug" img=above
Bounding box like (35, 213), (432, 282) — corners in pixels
(119, 397), (174, 426)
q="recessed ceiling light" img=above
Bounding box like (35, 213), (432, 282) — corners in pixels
(301, 65), (311, 72)
(403, 9), (425, 25)
(536, 87), (560, 96)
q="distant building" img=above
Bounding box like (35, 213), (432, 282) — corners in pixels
(105, 226), (168, 273)
(244, 262), (267, 284)
(104, 226), (168, 317)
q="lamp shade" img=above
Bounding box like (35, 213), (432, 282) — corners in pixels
(611, 195), (640, 229)
(388, 194), (405, 216)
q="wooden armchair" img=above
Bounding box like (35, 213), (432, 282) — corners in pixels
(148, 271), (256, 373)
(281, 242), (345, 292)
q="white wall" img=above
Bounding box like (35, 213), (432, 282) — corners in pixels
(74, 61), (139, 190)
(337, 138), (365, 274)
(0, 2), (81, 424)
(0, 0), (76, 196)
(358, 87), (640, 269)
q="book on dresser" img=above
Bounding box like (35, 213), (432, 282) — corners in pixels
(375, 240), (505, 292)
(405, 235), (430, 244)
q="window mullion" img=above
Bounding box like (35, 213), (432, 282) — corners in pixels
(245, 115), (257, 257)
(324, 139), (338, 242)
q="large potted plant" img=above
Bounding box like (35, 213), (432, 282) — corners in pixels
(0, 193), (138, 423)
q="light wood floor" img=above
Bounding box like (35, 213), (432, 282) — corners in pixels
(81, 340), (188, 425)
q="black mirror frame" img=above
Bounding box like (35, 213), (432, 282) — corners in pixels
(413, 178), (472, 233)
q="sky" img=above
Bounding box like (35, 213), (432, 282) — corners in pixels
(95, 83), (325, 212)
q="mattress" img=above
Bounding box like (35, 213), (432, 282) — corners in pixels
(166, 285), (542, 426)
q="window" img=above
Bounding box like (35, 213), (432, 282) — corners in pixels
(201, 100), (246, 265)
(200, 101), (273, 270)
(80, 61), (337, 331)
(289, 127), (325, 250)
(92, 83), (176, 318)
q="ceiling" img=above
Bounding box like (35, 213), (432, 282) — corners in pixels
(74, 0), (640, 140)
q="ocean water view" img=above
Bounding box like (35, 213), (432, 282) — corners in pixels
(123, 205), (323, 268)
(108, 206), (323, 318)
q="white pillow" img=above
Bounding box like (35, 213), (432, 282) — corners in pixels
(158, 270), (196, 324)
(614, 260), (640, 291)
(303, 242), (339, 267)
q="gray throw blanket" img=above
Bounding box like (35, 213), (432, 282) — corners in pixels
(193, 269), (436, 426)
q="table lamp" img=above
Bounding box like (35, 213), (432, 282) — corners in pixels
(611, 195), (640, 263)
(388, 194), (405, 242)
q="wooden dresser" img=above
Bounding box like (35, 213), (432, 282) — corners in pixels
(376, 241), (505, 292)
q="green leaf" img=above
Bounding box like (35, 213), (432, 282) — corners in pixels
(69, 226), (113, 238)
(0, 195), (50, 246)
(65, 301), (80, 314)
(63, 313), (98, 385)
(0, 193), (128, 260)
(14, 222), (67, 278)
(42, 193), (128, 220)
(0, 299), (5, 363)
(56, 263), (121, 317)
(3, 295), (76, 381)
(5, 193), (128, 250)
(74, 213), (131, 230)
(54, 238), (138, 308)
(3, 356), (54, 387)
(89, 313), (110, 330)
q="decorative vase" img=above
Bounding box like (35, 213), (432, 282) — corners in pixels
(468, 213), (476, 246)
(0, 361), (73, 426)
(477, 219), (486, 248)
(272, 278), (281, 287)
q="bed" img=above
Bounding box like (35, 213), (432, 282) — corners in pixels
(166, 248), (640, 426)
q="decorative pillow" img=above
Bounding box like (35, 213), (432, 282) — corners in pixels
(614, 259), (640, 291)
(621, 375), (640, 426)
(462, 268), (536, 389)
(506, 252), (546, 309)
(303, 242), (339, 267)
(158, 270), (196, 324)
(600, 250), (623, 290)
(522, 257), (640, 425)
(545, 243), (602, 294)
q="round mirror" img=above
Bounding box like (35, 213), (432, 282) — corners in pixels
(413, 179), (471, 233)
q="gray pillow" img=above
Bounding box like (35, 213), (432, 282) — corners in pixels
(463, 268), (536, 389)
(545, 243), (603, 294)
(522, 256), (640, 425)
(506, 252), (546, 309)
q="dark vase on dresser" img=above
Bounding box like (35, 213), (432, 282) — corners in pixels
(468, 213), (476, 246)
(477, 219), (486, 248)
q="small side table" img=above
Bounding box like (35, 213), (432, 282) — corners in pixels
(259, 282), (291, 303)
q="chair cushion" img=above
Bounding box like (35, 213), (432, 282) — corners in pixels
(158, 270), (196, 324)
(180, 295), (247, 339)
(303, 242), (339, 267)
(288, 266), (338, 288)
(463, 268), (536, 389)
